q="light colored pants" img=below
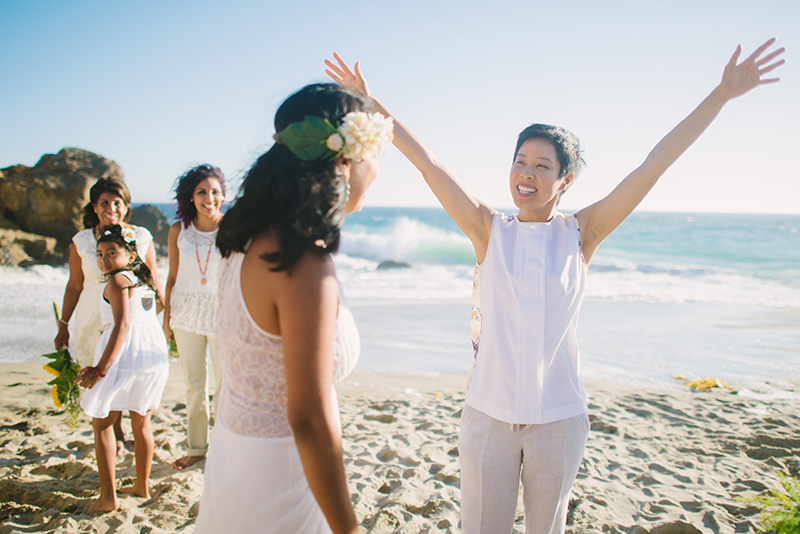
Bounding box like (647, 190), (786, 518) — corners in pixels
(173, 329), (221, 456)
(458, 405), (589, 534)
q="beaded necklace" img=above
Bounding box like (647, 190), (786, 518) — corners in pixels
(193, 223), (213, 286)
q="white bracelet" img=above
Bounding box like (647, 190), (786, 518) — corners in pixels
(58, 319), (69, 326)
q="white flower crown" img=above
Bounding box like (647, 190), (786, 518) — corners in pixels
(276, 111), (393, 162)
(104, 227), (136, 244)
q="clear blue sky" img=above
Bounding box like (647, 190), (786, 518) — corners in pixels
(1, 0), (797, 213)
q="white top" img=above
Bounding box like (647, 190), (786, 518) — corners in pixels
(466, 212), (588, 425)
(70, 226), (153, 365)
(214, 251), (361, 439)
(169, 222), (221, 336)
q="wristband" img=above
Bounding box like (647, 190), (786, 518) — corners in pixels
(58, 319), (69, 327)
(92, 367), (106, 378)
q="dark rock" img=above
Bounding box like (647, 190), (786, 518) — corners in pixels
(376, 260), (412, 270)
(0, 228), (60, 266)
(0, 148), (123, 246)
(130, 204), (170, 254)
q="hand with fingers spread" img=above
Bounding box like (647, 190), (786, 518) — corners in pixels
(325, 52), (372, 99)
(718, 38), (785, 100)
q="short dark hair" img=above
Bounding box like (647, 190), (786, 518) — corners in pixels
(173, 164), (226, 227)
(82, 178), (132, 229)
(514, 124), (584, 179)
(217, 83), (369, 273)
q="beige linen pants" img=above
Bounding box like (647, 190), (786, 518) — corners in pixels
(174, 329), (221, 456)
(458, 405), (589, 534)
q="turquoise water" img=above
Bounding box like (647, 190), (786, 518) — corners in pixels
(5, 206), (799, 392)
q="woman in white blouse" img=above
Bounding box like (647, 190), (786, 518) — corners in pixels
(326, 39), (784, 534)
(162, 164), (225, 470)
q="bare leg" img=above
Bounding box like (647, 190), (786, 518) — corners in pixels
(113, 412), (125, 457)
(119, 410), (153, 498)
(89, 412), (120, 512)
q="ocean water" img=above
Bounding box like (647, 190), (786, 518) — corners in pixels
(2, 207), (798, 395)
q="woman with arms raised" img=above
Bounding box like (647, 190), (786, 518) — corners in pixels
(326, 39), (784, 534)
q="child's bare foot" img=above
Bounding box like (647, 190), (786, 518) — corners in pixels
(119, 483), (150, 499)
(87, 495), (119, 513)
(116, 439), (125, 457)
(172, 455), (205, 470)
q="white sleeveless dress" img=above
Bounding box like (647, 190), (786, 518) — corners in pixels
(71, 227), (154, 366)
(195, 252), (360, 534)
(80, 272), (169, 418)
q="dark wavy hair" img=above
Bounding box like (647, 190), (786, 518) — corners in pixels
(173, 164), (226, 227)
(217, 83), (369, 273)
(82, 178), (132, 229)
(97, 225), (160, 303)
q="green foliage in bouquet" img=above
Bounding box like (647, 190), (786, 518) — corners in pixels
(44, 302), (82, 427)
(745, 472), (800, 534)
(43, 348), (82, 427)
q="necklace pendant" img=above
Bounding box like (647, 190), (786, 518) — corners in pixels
(201, 277), (208, 286)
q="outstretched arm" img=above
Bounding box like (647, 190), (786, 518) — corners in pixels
(577, 38), (785, 265)
(325, 53), (495, 262)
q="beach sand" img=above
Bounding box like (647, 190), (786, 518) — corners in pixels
(0, 361), (798, 534)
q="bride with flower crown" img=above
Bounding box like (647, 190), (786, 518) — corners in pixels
(194, 83), (393, 534)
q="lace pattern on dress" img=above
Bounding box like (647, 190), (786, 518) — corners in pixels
(170, 223), (220, 336)
(215, 252), (360, 439)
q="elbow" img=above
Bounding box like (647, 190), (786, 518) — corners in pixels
(287, 405), (333, 441)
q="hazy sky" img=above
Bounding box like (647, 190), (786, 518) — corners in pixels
(1, 1), (798, 213)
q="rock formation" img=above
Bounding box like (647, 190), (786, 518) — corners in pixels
(0, 147), (124, 246)
(130, 204), (170, 255)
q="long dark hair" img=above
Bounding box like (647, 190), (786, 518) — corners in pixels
(173, 164), (226, 228)
(97, 225), (160, 303)
(217, 83), (368, 273)
(82, 178), (132, 229)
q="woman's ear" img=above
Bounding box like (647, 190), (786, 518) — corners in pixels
(560, 174), (575, 192)
(334, 159), (351, 182)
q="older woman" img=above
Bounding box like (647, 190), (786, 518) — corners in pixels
(55, 177), (163, 452)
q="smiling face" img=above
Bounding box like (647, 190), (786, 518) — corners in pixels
(93, 192), (129, 229)
(345, 157), (379, 213)
(96, 241), (135, 274)
(192, 177), (224, 221)
(509, 137), (573, 222)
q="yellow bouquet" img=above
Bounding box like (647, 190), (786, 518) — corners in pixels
(43, 303), (82, 427)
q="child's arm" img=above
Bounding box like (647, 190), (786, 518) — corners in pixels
(577, 39), (784, 265)
(75, 273), (132, 388)
(326, 53), (495, 263)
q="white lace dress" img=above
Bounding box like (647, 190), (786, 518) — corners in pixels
(80, 272), (169, 418)
(71, 227), (153, 366)
(195, 252), (360, 534)
(169, 223), (220, 336)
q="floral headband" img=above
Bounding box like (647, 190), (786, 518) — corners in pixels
(104, 227), (136, 244)
(275, 111), (394, 162)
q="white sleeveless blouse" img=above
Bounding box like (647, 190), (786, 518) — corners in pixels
(169, 222), (220, 336)
(467, 212), (588, 425)
(214, 252), (360, 438)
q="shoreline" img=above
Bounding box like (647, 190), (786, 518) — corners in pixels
(1, 361), (798, 533)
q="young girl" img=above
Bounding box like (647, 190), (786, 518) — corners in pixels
(75, 225), (170, 512)
(326, 39), (784, 533)
(162, 164), (225, 471)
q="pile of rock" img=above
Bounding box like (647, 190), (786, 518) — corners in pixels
(0, 148), (168, 266)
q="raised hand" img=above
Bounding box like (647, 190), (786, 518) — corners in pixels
(324, 52), (371, 98)
(719, 38), (785, 100)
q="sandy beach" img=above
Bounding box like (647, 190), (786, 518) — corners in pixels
(0, 361), (798, 534)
